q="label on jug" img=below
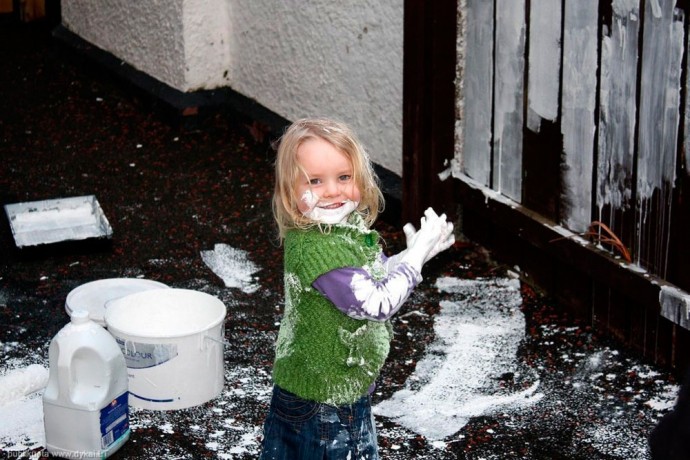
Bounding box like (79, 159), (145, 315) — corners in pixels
(115, 337), (178, 369)
(100, 392), (130, 449)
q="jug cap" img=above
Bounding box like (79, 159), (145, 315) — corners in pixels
(70, 309), (90, 325)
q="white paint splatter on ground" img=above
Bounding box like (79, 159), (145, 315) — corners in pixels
(373, 276), (680, 458)
(127, 364), (272, 459)
(0, 357), (49, 454)
(375, 277), (542, 440)
(0, 342), (274, 459)
(0, 364), (48, 406)
(201, 244), (260, 294)
(0, 275), (681, 459)
(0, 392), (45, 454)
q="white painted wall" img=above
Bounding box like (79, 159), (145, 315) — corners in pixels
(61, 0), (188, 90)
(60, 0), (404, 175)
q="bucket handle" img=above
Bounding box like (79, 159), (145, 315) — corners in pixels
(204, 335), (231, 347)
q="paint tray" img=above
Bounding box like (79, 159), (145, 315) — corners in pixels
(4, 195), (113, 248)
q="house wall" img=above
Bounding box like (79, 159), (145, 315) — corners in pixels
(61, 0), (189, 90)
(60, 0), (404, 175)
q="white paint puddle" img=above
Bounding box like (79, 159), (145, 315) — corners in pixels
(374, 277), (542, 440)
(0, 392), (45, 453)
(201, 244), (260, 293)
(0, 358), (48, 454)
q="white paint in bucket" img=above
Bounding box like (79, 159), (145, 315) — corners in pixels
(104, 289), (227, 410)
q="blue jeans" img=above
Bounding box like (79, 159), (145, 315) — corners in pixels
(259, 385), (379, 459)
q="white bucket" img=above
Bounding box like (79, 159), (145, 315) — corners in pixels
(104, 288), (227, 410)
(65, 278), (169, 326)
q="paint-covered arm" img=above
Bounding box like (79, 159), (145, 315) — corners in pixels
(312, 262), (422, 322)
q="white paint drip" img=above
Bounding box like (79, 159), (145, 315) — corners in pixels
(597, 0), (639, 211)
(637, 0), (682, 198)
(274, 272), (301, 362)
(200, 243), (260, 293)
(635, 0), (683, 273)
(685, 18), (690, 176)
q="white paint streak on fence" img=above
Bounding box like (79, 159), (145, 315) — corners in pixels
(526, 0), (561, 133)
(636, 0), (683, 274)
(596, 0), (640, 212)
(637, 0), (682, 200)
(461, 0), (494, 187)
(454, 0), (467, 178)
(560, 0), (598, 233)
(493, 0), (525, 202)
(685, 26), (690, 176)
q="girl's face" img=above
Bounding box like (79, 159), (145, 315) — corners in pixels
(295, 137), (361, 224)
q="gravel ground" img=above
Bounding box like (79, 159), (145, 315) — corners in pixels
(0, 20), (682, 459)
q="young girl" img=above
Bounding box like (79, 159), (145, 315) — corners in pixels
(260, 118), (454, 459)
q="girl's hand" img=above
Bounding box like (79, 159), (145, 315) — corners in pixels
(401, 208), (453, 272)
(403, 208), (455, 265)
(427, 210), (455, 261)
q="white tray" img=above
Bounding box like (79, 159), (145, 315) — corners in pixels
(4, 195), (113, 248)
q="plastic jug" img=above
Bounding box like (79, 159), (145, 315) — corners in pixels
(43, 309), (130, 459)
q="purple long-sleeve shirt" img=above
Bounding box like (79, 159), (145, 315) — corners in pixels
(312, 254), (422, 322)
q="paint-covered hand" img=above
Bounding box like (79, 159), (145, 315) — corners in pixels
(424, 208), (455, 261)
(403, 208), (455, 266)
(401, 208), (451, 272)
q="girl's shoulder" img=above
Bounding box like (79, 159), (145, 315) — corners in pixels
(285, 221), (377, 247)
(283, 219), (381, 283)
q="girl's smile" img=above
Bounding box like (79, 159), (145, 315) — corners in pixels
(320, 202), (346, 209)
(296, 137), (361, 224)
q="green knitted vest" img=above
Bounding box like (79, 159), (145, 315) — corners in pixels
(272, 214), (393, 406)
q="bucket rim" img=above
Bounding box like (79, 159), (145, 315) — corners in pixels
(104, 288), (227, 338)
(65, 278), (170, 326)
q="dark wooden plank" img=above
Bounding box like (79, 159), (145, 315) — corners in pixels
(674, 325), (690, 372)
(522, 120), (562, 221)
(591, 281), (611, 336)
(667, 173), (690, 293)
(552, 263), (592, 324)
(402, 0), (458, 224)
(626, 288), (648, 355)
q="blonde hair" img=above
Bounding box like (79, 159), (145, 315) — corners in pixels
(272, 118), (384, 239)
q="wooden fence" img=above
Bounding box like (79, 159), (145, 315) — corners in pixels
(403, 0), (690, 374)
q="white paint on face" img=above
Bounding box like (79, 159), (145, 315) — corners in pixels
(301, 190), (358, 224)
(295, 137), (362, 225)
